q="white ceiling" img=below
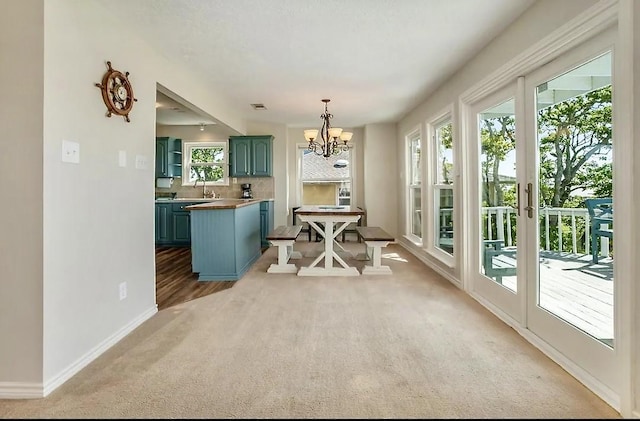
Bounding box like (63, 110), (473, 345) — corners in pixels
(101, 0), (536, 128)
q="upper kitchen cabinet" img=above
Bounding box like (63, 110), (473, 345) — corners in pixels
(229, 135), (273, 177)
(155, 137), (183, 178)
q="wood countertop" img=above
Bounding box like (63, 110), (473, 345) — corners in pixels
(185, 199), (263, 210)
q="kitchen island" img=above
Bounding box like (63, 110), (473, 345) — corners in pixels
(186, 199), (263, 281)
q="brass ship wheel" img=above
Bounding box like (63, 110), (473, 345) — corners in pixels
(95, 61), (137, 122)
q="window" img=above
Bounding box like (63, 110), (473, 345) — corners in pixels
(432, 118), (454, 255)
(407, 131), (422, 241)
(299, 148), (352, 206)
(183, 141), (228, 185)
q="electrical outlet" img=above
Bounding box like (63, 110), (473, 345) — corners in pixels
(233, 177), (237, 184)
(119, 282), (127, 300)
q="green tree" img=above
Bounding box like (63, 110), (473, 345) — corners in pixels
(480, 115), (516, 207)
(538, 85), (612, 207)
(439, 123), (453, 184)
(190, 146), (224, 182)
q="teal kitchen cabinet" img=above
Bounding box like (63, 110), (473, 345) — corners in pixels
(171, 203), (192, 245)
(155, 201), (200, 246)
(155, 137), (183, 178)
(260, 200), (274, 247)
(155, 203), (173, 245)
(229, 135), (273, 177)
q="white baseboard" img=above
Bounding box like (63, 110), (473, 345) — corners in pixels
(0, 382), (43, 399)
(0, 305), (157, 399)
(398, 239), (461, 288)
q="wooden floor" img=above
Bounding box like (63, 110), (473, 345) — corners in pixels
(155, 246), (235, 310)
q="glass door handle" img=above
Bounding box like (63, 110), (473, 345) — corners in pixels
(524, 182), (534, 218)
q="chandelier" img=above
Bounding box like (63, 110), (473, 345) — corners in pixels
(304, 99), (353, 158)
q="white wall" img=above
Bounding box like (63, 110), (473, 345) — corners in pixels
(0, 0), (248, 396)
(0, 0), (44, 387)
(363, 124), (398, 236)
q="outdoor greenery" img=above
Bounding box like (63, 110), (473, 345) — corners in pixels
(480, 85), (612, 253)
(189, 146), (224, 182)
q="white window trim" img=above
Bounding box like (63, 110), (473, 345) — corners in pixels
(404, 127), (422, 245)
(182, 141), (229, 186)
(426, 105), (455, 267)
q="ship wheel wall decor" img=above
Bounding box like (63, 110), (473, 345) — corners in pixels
(95, 61), (137, 122)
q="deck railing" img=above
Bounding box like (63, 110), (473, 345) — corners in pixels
(439, 206), (610, 256)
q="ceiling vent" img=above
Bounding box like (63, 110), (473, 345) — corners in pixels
(251, 103), (267, 110)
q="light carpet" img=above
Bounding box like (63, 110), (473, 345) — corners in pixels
(0, 242), (621, 419)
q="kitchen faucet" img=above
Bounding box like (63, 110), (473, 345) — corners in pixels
(193, 178), (207, 198)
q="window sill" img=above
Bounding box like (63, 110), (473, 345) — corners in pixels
(402, 234), (422, 248)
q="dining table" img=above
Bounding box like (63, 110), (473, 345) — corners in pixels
(294, 205), (365, 276)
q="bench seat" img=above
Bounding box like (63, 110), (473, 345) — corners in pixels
(266, 225), (303, 273)
(356, 227), (395, 275)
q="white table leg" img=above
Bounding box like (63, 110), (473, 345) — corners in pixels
(297, 218), (360, 277)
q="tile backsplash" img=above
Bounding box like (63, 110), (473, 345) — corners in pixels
(155, 177), (274, 200)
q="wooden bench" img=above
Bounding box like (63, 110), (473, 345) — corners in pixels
(355, 226), (395, 275)
(266, 225), (303, 273)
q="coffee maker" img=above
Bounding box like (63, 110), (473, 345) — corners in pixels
(241, 183), (253, 199)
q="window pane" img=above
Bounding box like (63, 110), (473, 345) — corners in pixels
(479, 97), (516, 289)
(436, 122), (453, 184)
(301, 149), (352, 206)
(410, 186), (421, 237)
(433, 119), (453, 255)
(408, 133), (421, 240)
(410, 137), (421, 185)
(191, 146), (224, 163)
(435, 187), (454, 254)
(190, 165), (224, 182)
(183, 141), (228, 186)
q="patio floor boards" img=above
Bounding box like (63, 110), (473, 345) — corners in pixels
(497, 251), (613, 342)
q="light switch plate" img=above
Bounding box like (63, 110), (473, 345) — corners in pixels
(62, 140), (80, 164)
(135, 155), (148, 170)
(118, 150), (127, 167)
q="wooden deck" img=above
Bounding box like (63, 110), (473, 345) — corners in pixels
(491, 251), (613, 342)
